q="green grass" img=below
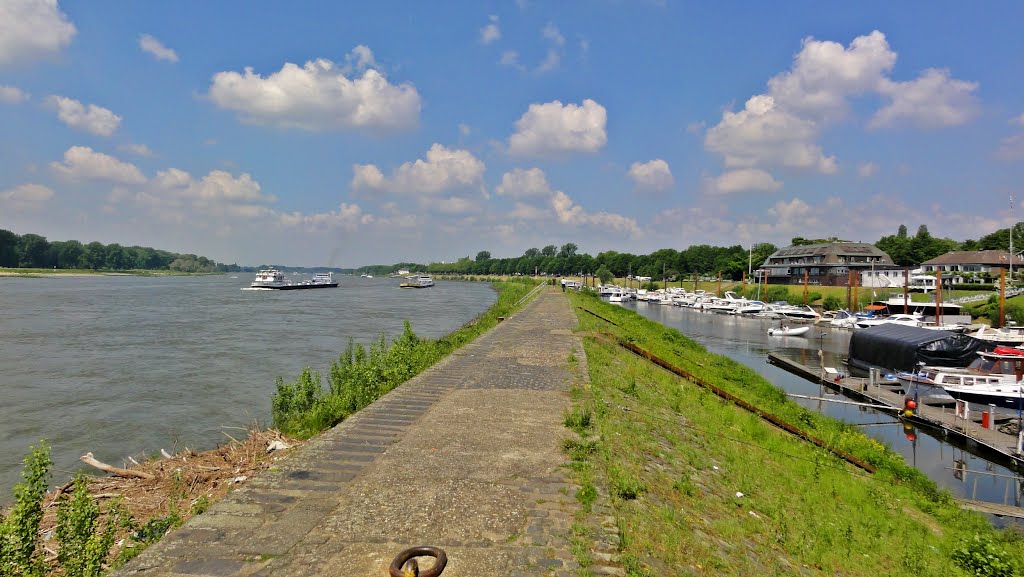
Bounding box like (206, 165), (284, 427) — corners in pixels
(564, 290), (1024, 576)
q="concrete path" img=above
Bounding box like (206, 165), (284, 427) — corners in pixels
(112, 288), (590, 577)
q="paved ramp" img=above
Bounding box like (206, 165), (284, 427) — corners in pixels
(113, 288), (587, 577)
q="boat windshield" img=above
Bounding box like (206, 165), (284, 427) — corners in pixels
(969, 356), (1024, 375)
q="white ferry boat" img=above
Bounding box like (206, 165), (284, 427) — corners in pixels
(399, 275), (435, 288)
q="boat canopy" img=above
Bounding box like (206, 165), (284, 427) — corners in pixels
(848, 324), (991, 374)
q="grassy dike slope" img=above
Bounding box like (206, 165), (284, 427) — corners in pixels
(565, 290), (1024, 576)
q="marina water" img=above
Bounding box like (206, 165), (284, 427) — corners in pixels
(621, 300), (1024, 520)
(0, 275), (496, 496)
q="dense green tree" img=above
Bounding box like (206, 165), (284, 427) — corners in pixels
(523, 247), (540, 258)
(475, 250), (491, 263)
(557, 242), (578, 258)
(105, 243), (130, 270)
(541, 245), (557, 257)
(51, 240), (84, 269)
(596, 265), (614, 284)
(977, 222), (1024, 252)
(18, 234), (51, 268)
(0, 228), (20, 267)
(82, 242), (106, 270)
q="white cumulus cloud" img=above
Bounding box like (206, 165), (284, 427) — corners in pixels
(125, 168), (278, 221)
(627, 159), (674, 192)
(46, 96), (121, 136)
(766, 30), (896, 120)
(704, 168), (782, 194)
(705, 95), (837, 173)
(537, 22), (565, 73)
(495, 167), (552, 198)
(767, 197), (819, 230)
(278, 202), (368, 232)
(500, 50), (524, 71)
(0, 0), (76, 65)
(50, 146), (145, 184)
(0, 85), (29, 103)
(1, 182), (53, 210)
(208, 56), (421, 131)
(119, 143), (154, 157)
(479, 15), (501, 45)
(351, 144), (485, 194)
(551, 190), (639, 237)
(508, 99), (607, 156)
(704, 30), (976, 176)
(139, 34), (178, 62)
(871, 68), (979, 129)
(345, 45), (376, 72)
(1013, 113), (1024, 127)
(857, 162), (879, 177)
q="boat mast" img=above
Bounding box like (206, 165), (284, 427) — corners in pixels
(1011, 194), (1015, 284)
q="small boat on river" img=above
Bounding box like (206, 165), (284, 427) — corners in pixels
(767, 325), (810, 337)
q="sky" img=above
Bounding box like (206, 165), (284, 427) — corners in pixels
(1, 1), (1023, 268)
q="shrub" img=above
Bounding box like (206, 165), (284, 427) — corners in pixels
(56, 475), (126, 577)
(0, 441), (51, 577)
(822, 295), (842, 311)
(951, 534), (1015, 577)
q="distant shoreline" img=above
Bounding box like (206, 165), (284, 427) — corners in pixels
(0, 269), (215, 278)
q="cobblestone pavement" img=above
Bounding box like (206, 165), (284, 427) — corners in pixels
(111, 288), (592, 577)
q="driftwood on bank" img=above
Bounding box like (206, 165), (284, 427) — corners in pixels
(80, 452), (155, 480)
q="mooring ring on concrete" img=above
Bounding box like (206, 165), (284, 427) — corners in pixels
(388, 546), (447, 577)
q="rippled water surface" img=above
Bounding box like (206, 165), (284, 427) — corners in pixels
(0, 275), (495, 494)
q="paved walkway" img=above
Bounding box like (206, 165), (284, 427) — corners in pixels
(113, 288), (589, 577)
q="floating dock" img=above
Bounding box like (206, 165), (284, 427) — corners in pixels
(767, 353), (1024, 472)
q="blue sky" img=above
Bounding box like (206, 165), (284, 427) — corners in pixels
(1, 1), (1023, 267)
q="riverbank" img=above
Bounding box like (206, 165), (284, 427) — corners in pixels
(0, 268), (215, 277)
(565, 290), (1024, 575)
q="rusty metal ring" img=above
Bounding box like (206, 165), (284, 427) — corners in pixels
(388, 546), (447, 577)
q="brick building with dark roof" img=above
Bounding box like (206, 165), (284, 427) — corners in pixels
(759, 241), (895, 286)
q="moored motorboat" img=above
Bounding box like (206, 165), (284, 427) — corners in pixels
(897, 347), (1024, 410)
(767, 325), (810, 337)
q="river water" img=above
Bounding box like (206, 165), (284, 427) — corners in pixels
(0, 274), (496, 496)
(619, 301), (1024, 516)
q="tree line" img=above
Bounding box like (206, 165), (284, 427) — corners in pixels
(6, 221), (1016, 277)
(0, 229), (238, 273)
(358, 223), (1023, 282)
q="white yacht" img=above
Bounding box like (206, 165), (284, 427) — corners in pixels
(898, 348), (1024, 409)
(855, 313), (925, 329)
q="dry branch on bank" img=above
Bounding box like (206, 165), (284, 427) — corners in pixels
(27, 428), (300, 573)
